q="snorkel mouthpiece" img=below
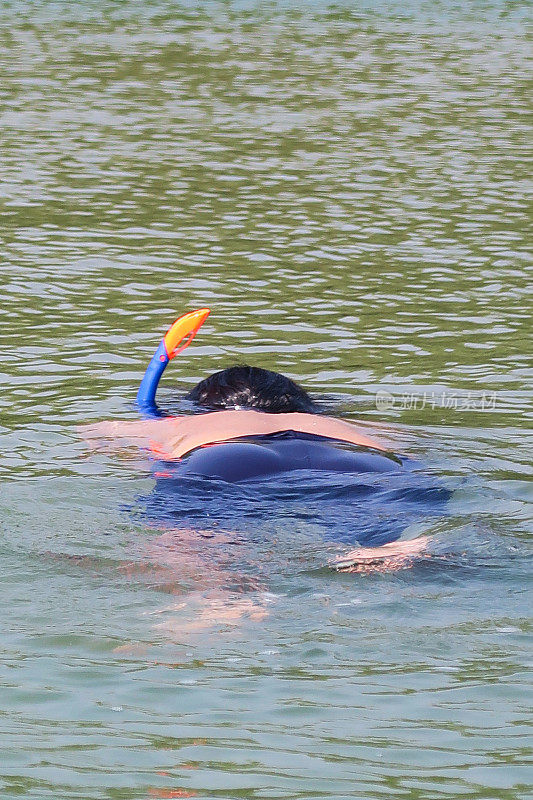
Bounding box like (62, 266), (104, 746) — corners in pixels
(136, 308), (210, 416)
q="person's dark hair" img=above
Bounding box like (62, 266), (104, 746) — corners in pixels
(187, 365), (317, 414)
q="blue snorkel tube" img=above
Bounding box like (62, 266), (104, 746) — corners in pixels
(136, 308), (210, 417)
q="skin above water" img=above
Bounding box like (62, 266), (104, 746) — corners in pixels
(0, 2), (531, 799)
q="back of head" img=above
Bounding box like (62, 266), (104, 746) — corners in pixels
(187, 365), (317, 414)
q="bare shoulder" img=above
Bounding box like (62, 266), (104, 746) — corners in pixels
(182, 410), (387, 452)
(278, 412), (387, 451)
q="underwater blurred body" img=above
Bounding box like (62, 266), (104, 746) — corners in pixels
(144, 433), (452, 547)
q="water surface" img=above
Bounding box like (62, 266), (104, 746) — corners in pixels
(1, 1), (531, 798)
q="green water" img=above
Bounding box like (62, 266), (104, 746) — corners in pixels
(1, 1), (531, 798)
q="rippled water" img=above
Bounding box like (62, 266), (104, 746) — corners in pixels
(1, 1), (531, 798)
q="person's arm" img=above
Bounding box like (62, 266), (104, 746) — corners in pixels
(79, 417), (179, 456)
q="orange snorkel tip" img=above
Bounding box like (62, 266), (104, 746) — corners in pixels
(163, 307), (210, 360)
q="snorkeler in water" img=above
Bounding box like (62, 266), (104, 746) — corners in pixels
(82, 309), (446, 572)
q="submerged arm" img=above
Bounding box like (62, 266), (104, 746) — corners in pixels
(79, 417), (179, 455)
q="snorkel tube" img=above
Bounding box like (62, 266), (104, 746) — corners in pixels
(136, 308), (210, 416)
